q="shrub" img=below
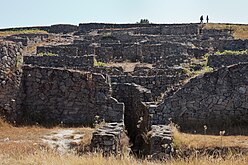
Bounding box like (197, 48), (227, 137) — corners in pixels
(137, 19), (150, 24)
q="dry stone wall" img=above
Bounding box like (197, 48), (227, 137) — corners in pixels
(161, 24), (199, 35)
(37, 45), (79, 56)
(36, 41), (191, 64)
(150, 63), (248, 130)
(201, 29), (233, 40)
(208, 54), (248, 69)
(111, 74), (187, 100)
(112, 83), (152, 153)
(79, 23), (200, 36)
(24, 55), (95, 69)
(21, 66), (124, 125)
(5, 34), (49, 46)
(79, 23), (156, 33)
(193, 39), (248, 52)
(91, 122), (126, 155)
(0, 41), (23, 120)
(149, 125), (173, 160)
(49, 24), (78, 34)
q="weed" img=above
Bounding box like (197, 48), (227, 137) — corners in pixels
(93, 58), (107, 67)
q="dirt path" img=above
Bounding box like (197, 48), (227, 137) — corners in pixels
(42, 129), (86, 154)
(108, 62), (153, 72)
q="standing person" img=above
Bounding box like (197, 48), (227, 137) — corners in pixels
(200, 15), (203, 23)
(206, 15), (209, 23)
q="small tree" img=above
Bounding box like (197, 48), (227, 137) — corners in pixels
(138, 19), (150, 24)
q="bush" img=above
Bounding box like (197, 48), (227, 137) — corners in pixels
(137, 19), (150, 24)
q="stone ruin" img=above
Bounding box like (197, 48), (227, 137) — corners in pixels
(1, 23), (248, 159)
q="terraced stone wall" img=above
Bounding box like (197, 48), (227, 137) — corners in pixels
(193, 39), (248, 51)
(21, 66), (124, 125)
(111, 74), (186, 100)
(5, 34), (49, 46)
(49, 24), (78, 34)
(79, 23), (200, 35)
(150, 63), (248, 131)
(24, 55), (95, 69)
(37, 45), (79, 56)
(208, 54), (248, 69)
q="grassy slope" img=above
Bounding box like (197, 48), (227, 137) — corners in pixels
(204, 23), (248, 39)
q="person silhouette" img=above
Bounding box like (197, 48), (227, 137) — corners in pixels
(200, 15), (203, 24)
(206, 15), (209, 23)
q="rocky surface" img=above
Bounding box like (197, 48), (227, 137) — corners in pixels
(208, 54), (248, 69)
(42, 129), (85, 154)
(91, 122), (126, 155)
(24, 54), (95, 69)
(5, 33), (49, 47)
(20, 66), (124, 125)
(0, 41), (23, 121)
(49, 24), (78, 34)
(149, 125), (173, 160)
(151, 63), (248, 130)
(112, 83), (152, 153)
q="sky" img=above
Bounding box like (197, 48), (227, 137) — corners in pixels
(0, 0), (247, 28)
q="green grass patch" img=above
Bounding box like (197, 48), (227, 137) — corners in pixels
(181, 53), (213, 77)
(93, 58), (107, 67)
(193, 66), (213, 75)
(215, 50), (248, 55)
(182, 66), (213, 77)
(37, 52), (58, 56)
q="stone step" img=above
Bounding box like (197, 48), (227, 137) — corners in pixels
(91, 122), (126, 155)
(149, 124), (174, 160)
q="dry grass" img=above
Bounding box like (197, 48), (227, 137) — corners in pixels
(1, 149), (248, 165)
(0, 151), (142, 165)
(0, 118), (94, 155)
(173, 126), (248, 149)
(0, 118), (11, 128)
(204, 23), (248, 39)
(25, 41), (47, 54)
(0, 29), (48, 37)
(1, 118), (248, 164)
